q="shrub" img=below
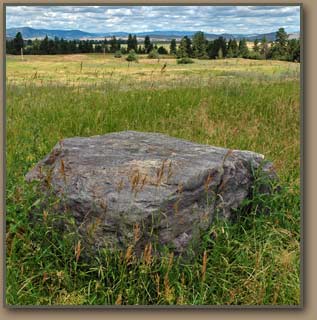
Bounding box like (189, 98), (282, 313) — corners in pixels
(120, 47), (127, 54)
(157, 46), (168, 55)
(247, 51), (263, 60)
(126, 49), (138, 62)
(114, 51), (122, 58)
(198, 55), (209, 60)
(147, 49), (160, 59)
(177, 57), (194, 64)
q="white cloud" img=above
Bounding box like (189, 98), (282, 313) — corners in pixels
(6, 5), (300, 34)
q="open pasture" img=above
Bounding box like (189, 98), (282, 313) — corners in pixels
(6, 53), (301, 305)
(6, 53), (299, 89)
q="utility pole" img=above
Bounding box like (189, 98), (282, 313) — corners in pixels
(21, 47), (24, 61)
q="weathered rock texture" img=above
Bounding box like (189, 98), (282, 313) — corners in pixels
(26, 131), (276, 254)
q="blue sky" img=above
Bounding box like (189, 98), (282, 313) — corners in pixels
(6, 5), (300, 34)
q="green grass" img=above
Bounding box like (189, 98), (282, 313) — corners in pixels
(5, 54), (300, 306)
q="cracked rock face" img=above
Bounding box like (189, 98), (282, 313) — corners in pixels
(26, 131), (276, 254)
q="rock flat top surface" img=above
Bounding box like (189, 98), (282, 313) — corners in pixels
(26, 131), (275, 254)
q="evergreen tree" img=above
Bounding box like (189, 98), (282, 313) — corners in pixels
(208, 37), (227, 59)
(227, 39), (239, 57)
(270, 27), (289, 59)
(60, 38), (70, 54)
(48, 39), (56, 54)
(215, 36), (227, 57)
(6, 40), (13, 54)
(287, 38), (300, 62)
(13, 32), (24, 54)
(170, 39), (177, 55)
(32, 38), (41, 54)
(144, 36), (153, 54)
(88, 40), (94, 53)
(238, 39), (249, 58)
(53, 37), (60, 53)
(185, 36), (192, 57)
(227, 39), (233, 57)
(253, 39), (260, 53)
(127, 34), (133, 52)
(227, 47), (234, 58)
(177, 36), (190, 58)
(260, 36), (269, 59)
(103, 38), (109, 53)
(276, 28), (288, 49)
(177, 36), (192, 58)
(40, 35), (49, 54)
(132, 35), (138, 51)
(94, 44), (103, 53)
(192, 31), (207, 58)
(109, 36), (119, 53)
(78, 41), (84, 53)
(69, 40), (78, 54)
(207, 40), (215, 59)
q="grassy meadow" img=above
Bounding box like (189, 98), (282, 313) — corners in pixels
(5, 53), (300, 306)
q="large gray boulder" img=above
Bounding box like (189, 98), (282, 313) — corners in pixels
(26, 131), (276, 254)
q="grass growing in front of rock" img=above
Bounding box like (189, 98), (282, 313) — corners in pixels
(5, 179), (300, 305)
(5, 55), (300, 306)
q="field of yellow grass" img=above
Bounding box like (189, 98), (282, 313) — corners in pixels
(6, 53), (299, 88)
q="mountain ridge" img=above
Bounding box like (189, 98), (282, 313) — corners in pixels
(6, 27), (300, 41)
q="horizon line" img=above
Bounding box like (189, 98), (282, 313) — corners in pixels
(6, 26), (300, 35)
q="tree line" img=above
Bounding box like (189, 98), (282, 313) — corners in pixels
(6, 32), (168, 56)
(174, 28), (299, 62)
(6, 28), (299, 62)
